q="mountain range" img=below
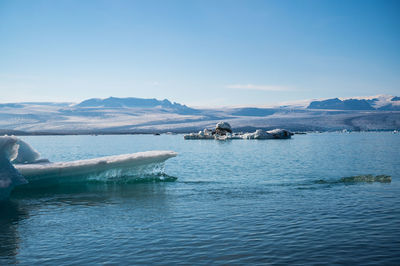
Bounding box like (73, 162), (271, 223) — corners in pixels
(0, 95), (399, 134)
(307, 95), (400, 111)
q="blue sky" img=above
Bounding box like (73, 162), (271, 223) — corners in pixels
(0, 0), (399, 106)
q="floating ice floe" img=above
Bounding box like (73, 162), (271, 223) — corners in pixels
(0, 135), (177, 200)
(184, 122), (292, 140)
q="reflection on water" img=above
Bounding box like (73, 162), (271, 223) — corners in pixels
(0, 201), (28, 265)
(2, 182), (175, 264)
(11, 181), (174, 205)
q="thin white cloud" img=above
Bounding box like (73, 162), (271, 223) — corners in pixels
(225, 84), (291, 91)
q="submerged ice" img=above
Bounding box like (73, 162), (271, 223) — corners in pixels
(0, 136), (177, 200)
(339, 174), (391, 183)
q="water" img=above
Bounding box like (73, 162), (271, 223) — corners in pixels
(1, 133), (400, 265)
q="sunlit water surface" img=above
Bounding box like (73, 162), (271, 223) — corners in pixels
(1, 133), (400, 265)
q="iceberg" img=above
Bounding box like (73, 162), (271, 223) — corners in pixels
(215, 122), (233, 134)
(184, 130), (215, 140)
(0, 136), (28, 200)
(12, 138), (41, 164)
(0, 136), (177, 200)
(15, 151), (177, 182)
(243, 129), (292, 139)
(184, 122), (292, 140)
(242, 129), (271, 139)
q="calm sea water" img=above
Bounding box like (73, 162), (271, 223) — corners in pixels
(1, 133), (399, 265)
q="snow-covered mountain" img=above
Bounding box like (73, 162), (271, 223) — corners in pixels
(75, 97), (199, 114)
(0, 95), (399, 134)
(307, 95), (400, 111)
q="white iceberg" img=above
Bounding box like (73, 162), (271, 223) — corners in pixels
(242, 129), (271, 139)
(243, 129), (292, 139)
(0, 136), (28, 200)
(184, 122), (292, 140)
(12, 138), (42, 163)
(184, 130), (214, 139)
(16, 151), (177, 182)
(0, 136), (177, 200)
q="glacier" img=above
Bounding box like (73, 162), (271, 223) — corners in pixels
(0, 136), (177, 200)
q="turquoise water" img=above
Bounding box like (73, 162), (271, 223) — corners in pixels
(1, 133), (400, 265)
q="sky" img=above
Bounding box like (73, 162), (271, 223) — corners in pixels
(0, 0), (399, 107)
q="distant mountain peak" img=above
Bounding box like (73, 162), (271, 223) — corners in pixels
(77, 97), (172, 108)
(74, 96), (199, 114)
(307, 95), (400, 111)
(391, 96), (400, 101)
